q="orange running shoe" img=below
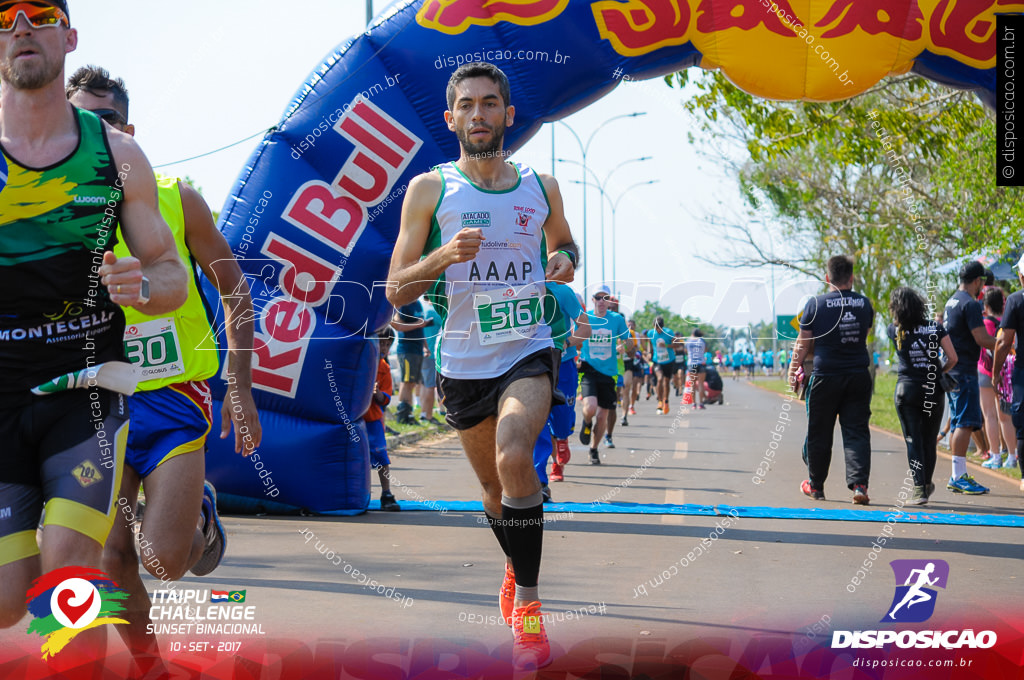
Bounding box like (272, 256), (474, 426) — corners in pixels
(499, 563), (515, 626)
(554, 438), (571, 466)
(512, 601), (551, 670)
(550, 461), (564, 482)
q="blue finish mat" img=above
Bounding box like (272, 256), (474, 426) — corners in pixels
(365, 500), (1024, 527)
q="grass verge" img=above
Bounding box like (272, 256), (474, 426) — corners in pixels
(752, 373), (1022, 483)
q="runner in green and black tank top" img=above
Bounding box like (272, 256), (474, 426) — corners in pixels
(0, 10), (187, 640)
(0, 107), (126, 405)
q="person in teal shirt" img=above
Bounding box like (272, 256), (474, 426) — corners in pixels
(646, 317), (677, 413)
(420, 301), (444, 423)
(533, 283), (590, 494)
(579, 287), (628, 464)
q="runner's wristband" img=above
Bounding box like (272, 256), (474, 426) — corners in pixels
(557, 250), (577, 268)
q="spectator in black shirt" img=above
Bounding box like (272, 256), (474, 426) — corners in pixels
(788, 255), (874, 504)
(993, 255), (1024, 493)
(942, 261), (995, 494)
(886, 287), (958, 504)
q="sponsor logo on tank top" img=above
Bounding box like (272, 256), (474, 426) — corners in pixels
(73, 195), (109, 205)
(513, 206), (535, 235)
(467, 260), (534, 282)
(461, 211), (491, 228)
(480, 239), (521, 251)
(0, 309), (118, 343)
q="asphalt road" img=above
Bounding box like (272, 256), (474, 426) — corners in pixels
(3, 377), (1021, 678)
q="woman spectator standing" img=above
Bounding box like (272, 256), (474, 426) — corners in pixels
(887, 287), (959, 504)
(979, 287), (1018, 469)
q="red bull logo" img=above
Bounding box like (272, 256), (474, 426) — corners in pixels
(591, 0), (1010, 63)
(927, 0), (1009, 64)
(816, 0), (924, 40)
(419, 0), (1022, 101)
(417, 0), (569, 35)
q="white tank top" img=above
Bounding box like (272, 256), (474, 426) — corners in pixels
(426, 161), (553, 379)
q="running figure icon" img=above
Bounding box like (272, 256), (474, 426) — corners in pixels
(888, 562), (939, 619)
(882, 559), (949, 623)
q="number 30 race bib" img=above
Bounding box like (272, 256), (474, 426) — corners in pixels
(123, 318), (185, 380)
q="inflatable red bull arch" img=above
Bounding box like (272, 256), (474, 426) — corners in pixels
(202, 0), (1017, 514)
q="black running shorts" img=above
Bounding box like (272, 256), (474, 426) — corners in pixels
(438, 348), (562, 431)
(0, 389), (128, 565)
(579, 361), (618, 410)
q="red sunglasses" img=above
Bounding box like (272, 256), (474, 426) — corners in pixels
(0, 2), (69, 31)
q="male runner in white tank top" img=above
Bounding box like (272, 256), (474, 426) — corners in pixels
(388, 62), (578, 671)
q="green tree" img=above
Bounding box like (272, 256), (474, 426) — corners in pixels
(630, 301), (728, 354)
(669, 70), (1020, 320)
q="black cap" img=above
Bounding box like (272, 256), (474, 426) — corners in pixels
(41, 1), (69, 18)
(959, 260), (986, 284)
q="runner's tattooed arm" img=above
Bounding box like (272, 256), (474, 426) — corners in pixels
(101, 129), (187, 314)
(388, 172), (480, 307)
(181, 181), (262, 456)
(538, 174), (577, 285)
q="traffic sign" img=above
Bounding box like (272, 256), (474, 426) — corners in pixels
(777, 314), (801, 341)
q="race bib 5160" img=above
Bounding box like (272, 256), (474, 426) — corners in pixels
(474, 285), (543, 346)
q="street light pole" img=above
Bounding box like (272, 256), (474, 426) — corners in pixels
(366, 0), (373, 24)
(556, 112), (646, 293)
(609, 180), (658, 298)
(559, 155), (651, 288)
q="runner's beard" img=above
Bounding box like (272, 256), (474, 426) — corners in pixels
(1, 41), (63, 90)
(457, 121), (505, 158)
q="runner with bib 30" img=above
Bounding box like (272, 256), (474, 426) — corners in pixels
(67, 66), (261, 676)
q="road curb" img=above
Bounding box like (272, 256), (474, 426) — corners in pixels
(386, 425), (453, 451)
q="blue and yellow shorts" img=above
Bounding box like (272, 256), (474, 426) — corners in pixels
(126, 380), (212, 478)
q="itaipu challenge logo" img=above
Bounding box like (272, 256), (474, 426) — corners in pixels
(26, 567), (128, 659)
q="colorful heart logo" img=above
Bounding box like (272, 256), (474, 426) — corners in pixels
(56, 588), (95, 626)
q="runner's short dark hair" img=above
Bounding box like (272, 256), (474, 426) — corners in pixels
(66, 65), (130, 118)
(984, 286), (1005, 315)
(447, 62), (511, 110)
(826, 255), (854, 287)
